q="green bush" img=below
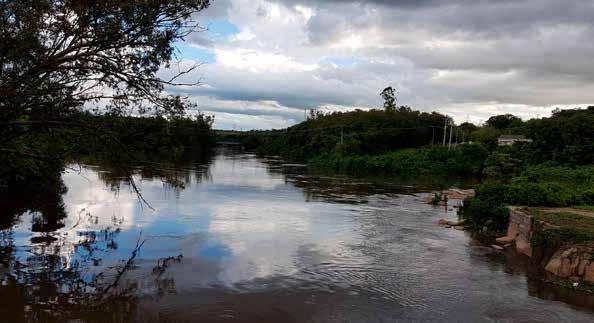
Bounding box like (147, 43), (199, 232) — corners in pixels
(309, 144), (488, 176)
(465, 165), (594, 230)
(460, 197), (509, 231)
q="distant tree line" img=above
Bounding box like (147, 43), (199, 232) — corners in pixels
(0, 1), (214, 192)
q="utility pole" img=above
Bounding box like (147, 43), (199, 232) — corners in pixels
(448, 123), (453, 149)
(442, 118), (448, 146)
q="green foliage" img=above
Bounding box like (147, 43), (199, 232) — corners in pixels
(256, 108), (451, 160)
(380, 86), (397, 111)
(468, 127), (501, 149)
(334, 135), (362, 156)
(482, 155), (521, 180)
(0, 113), (215, 192)
(309, 144), (489, 176)
(1, 1), (211, 120)
(526, 107), (594, 165)
(462, 165), (594, 231)
(460, 197), (510, 231)
(485, 114), (525, 130)
(431, 192), (443, 205)
(70, 113), (215, 162)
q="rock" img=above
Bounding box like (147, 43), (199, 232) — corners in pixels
(491, 245), (504, 251)
(495, 235), (516, 245)
(545, 247), (585, 279)
(515, 237), (532, 257)
(578, 259), (589, 276)
(445, 225), (452, 228)
(453, 226), (465, 231)
(484, 219), (494, 226)
(545, 257), (563, 276)
(442, 189), (476, 200)
(438, 219), (464, 226)
(585, 263), (594, 283)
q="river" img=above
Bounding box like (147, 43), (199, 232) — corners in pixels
(1, 147), (594, 322)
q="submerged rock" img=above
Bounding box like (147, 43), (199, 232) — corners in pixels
(438, 218), (465, 226)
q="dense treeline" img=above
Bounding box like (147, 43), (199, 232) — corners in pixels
(238, 106), (593, 178)
(526, 108), (594, 165)
(252, 108), (452, 160)
(0, 112), (215, 192)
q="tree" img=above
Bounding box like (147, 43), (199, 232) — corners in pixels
(0, 0), (210, 121)
(380, 86), (397, 111)
(459, 122), (478, 134)
(485, 114), (524, 130)
(0, 1), (212, 191)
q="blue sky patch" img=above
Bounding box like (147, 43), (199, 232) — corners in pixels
(175, 42), (216, 63)
(206, 20), (240, 40)
(320, 57), (360, 68)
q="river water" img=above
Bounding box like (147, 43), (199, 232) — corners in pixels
(1, 147), (594, 322)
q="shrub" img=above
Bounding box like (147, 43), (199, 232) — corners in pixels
(460, 197), (509, 231)
(309, 144), (488, 176)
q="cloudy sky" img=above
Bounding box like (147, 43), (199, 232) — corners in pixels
(162, 0), (594, 130)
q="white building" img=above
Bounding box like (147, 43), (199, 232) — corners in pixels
(497, 135), (532, 146)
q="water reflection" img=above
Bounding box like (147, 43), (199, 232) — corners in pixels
(1, 147), (594, 322)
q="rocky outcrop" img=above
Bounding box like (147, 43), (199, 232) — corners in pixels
(498, 207), (594, 284)
(544, 246), (594, 283)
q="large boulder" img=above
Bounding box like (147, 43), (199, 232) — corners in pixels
(544, 247), (594, 282)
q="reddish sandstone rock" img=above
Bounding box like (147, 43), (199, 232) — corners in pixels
(495, 235), (516, 244)
(545, 247), (594, 282)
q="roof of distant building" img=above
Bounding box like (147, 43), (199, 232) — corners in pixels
(498, 135), (528, 140)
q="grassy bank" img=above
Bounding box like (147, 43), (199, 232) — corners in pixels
(530, 209), (594, 249)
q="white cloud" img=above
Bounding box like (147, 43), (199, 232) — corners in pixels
(215, 47), (317, 73)
(166, 0), (594, 129)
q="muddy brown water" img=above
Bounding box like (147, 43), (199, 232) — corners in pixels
(1, 147), (594, 322)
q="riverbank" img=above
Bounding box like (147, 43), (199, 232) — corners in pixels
(490, 207), (594, 292)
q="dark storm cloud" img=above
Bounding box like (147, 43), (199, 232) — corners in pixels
(286, 0), (594, 42)
(182, 0), (594, 129)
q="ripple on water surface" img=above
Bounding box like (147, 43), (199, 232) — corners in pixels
(1, 149), (594, 322)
